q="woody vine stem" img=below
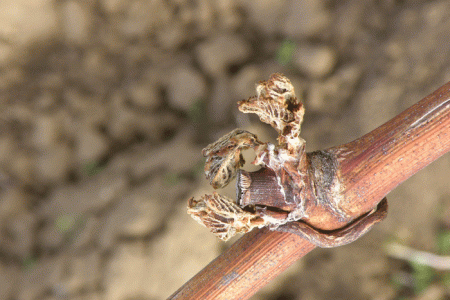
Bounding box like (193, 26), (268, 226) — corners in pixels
(169, 74), (450, 300)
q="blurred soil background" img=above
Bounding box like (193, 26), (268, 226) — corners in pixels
(0, 0), (449, 299)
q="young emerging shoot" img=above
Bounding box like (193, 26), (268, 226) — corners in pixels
(187, 73), (387, 247)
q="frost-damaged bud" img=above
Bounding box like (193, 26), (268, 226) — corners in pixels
(236, 74), (309, 222)
(238, 73), (305, 154)
(188, 73), (309, 240)
(188, 73), (388, 246)
(187, 193), (266, 241)
(202, 129), (262, 189)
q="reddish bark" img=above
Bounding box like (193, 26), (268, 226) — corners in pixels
(169, 81), (450, 300)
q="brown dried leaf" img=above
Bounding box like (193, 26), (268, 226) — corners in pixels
(187, 192), (265, 241)
(238, 96), (295, 132)
(202, 129), (261, 189)
(238, 73), (305, 151)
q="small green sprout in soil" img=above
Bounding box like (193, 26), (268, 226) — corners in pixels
(437, 230), (450, 255)
(276, 40), (295, 66)
(22, 256), (38, 270)
(411, 262), (435, 294)
(55, 215), (76, 233)
(188, 98), (206, 124)
(83, 161), (104, 176)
